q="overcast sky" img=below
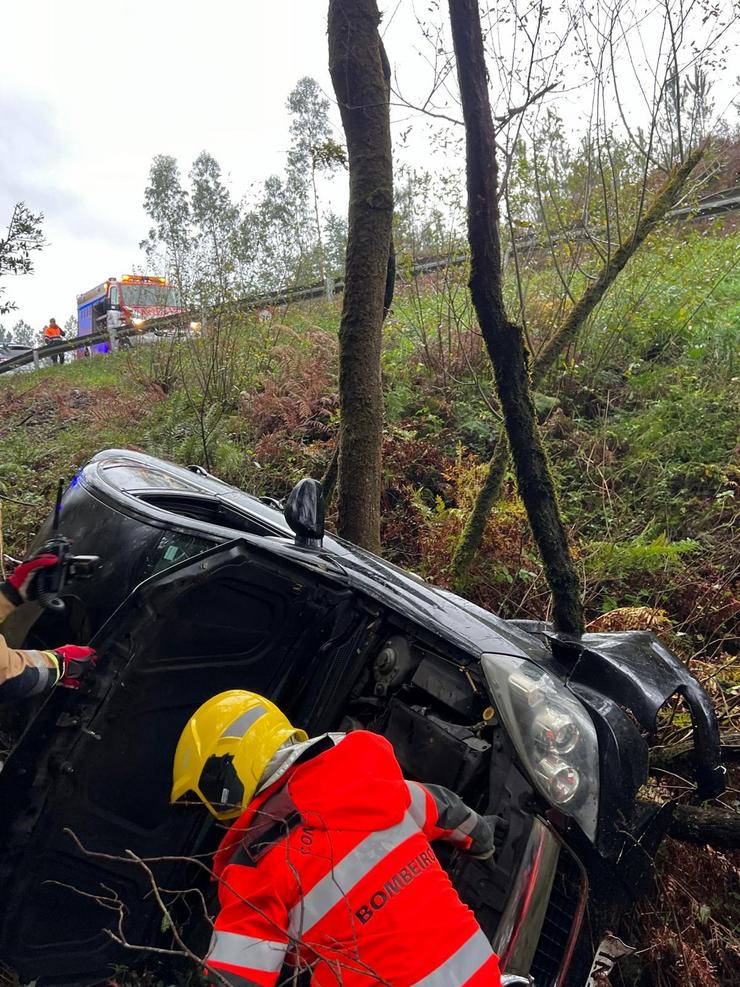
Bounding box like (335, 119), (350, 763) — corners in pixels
(0, 1), (347, 330)
(1, 1), (737, 333)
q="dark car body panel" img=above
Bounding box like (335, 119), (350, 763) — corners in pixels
(545, 630), (724, 800)
(29, 450), (544, 663)
(0, 540), (367, 980)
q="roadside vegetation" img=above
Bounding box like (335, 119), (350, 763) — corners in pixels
(2, 250), (739, 987)
(1, 218), (738, 982)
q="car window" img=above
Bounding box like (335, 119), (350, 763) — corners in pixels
(140, 530), (214, 580)
(136, 492), (281, 538)
(100, 460), (202, 492)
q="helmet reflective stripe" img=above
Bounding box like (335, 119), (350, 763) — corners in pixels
(410, 928), (494, 986)
(227, 705), (268, 738)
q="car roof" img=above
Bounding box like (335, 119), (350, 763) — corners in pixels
(82, 449), (547, 661)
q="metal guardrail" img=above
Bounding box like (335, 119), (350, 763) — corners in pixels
(0, 254), (466, 377)
(670, 186), (740, 219)
(1, 185), (737, 378)
(0, 323), (144, 375)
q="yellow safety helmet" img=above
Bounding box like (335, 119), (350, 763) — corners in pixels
(171, 690), (308, 820)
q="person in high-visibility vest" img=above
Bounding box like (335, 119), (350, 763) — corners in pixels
(42, 317), (65, 364)
(172, 690), (505, 987)
(0, 554), (96, 701)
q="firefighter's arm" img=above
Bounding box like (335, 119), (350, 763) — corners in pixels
(408, 781), (505, 859)
(0, 556), (96, 701)
(0, 591), (15, 624)
(207, 862), (290, 987)
(0, 572), (61, 701)
(0, 639), (96, 702)
(0, 634), (60, 702)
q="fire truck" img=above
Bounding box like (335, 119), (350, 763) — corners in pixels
(76, 275), (186, 353)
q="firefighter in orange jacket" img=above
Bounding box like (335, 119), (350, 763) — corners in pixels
(0, 554), (96, 701)
(172, 690), (505, 987)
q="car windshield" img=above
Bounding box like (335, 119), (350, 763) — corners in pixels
(122, 283), (181, 308)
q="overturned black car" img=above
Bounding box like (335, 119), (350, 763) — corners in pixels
(0, 450), (725, 986)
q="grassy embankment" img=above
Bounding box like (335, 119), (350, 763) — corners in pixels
(0, 227), (738, 984)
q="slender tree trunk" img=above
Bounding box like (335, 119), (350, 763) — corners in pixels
(320, 441), (340, 507)
(321, 238), (395, 512)
(448, 0), (584, 634)
(451, 438), (509, 585)
(328, 0), (393, 553)
(310, 159), (326, 285)
(535, 148), (703, 380)
(452, 147), (704, 586)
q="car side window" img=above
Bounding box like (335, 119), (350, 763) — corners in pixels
(140, 530), (213, 581)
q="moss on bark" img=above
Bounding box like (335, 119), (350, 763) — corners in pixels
(328, 0), (394, 553)
(448, 0), (584, 633)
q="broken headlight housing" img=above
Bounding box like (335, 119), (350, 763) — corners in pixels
(482, 654), (600, 840)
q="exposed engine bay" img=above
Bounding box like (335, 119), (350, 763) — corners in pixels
(345, 634), (553, 943)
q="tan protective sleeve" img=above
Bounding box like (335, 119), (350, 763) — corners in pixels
(0, 592), (15, 622)
(0, 634), (57, 689)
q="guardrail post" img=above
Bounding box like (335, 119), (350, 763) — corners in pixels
(32, 349), (40, 370)
(108, 326), (118, 353)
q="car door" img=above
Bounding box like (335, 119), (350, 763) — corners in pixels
(0, 539), (367, 985)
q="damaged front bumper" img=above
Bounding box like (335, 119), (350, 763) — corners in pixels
(490, 623), (726, 984)
(492, 818), (587, 986)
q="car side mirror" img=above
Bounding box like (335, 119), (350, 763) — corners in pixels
(285, 478), (324, 549)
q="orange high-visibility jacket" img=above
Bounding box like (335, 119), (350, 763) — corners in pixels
(43, 323), (62, 339)
(208, 730), (501, 987)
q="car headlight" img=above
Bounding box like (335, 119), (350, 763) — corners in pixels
(131, 318), (145, 328)
(482, 654), (600, 840)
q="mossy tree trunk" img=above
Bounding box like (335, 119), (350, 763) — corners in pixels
(321, 236), (396, 511)
(328, 0), (393, 552)
(447, 0), (584, 634)
(451, 145), (704, 587)
(451, 437), (509, 585)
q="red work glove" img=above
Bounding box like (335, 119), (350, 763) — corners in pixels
(1, 554), (59, 605)
(50, 645), (98, 689)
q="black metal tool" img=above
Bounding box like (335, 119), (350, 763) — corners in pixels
(36, 478), (99, 613)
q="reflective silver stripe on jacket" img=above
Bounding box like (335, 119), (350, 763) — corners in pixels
(27, 651), (57, 695)
(411, 928), (495, 986)
(406, 781), (429, 828)
(208, 928), (286, 973)
(449, 809), (480, 845)
(288, 807), (422, 936)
